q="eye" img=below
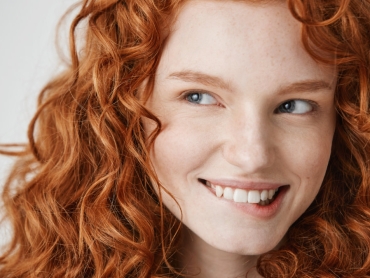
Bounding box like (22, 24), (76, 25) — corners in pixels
(277, 100), (313, 114)
(185, 91), (218, 105)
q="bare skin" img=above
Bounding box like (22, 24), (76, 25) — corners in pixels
(143, 1), (337, 277)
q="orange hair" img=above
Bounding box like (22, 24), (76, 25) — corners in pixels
(1, 0), (370, 277)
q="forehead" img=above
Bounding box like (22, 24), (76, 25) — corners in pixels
(157, 0), (336, 91)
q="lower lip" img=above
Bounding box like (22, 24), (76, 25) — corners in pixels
(203, 183), (288, 219)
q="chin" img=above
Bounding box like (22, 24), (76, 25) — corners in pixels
(185, 223), (287, 256)
(215, 236), (283, 256)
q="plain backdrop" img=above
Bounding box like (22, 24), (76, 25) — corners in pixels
(0, 0), (76, 249)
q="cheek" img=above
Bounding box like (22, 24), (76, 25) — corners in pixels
(146, 120), (215, 217)
(282, 113), (335, 179)
(150, 121), (213, 180)
(297, 139), (332, 174)
(286, 130), (333, 205)
(304, 140), (332, 177)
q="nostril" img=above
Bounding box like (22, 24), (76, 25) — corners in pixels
(222, 142), (275, 173)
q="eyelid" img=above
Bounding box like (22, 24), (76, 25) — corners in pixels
(275, 99), (319, 114)
(181, 90), (222, 106)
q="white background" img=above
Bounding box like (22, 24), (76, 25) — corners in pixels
(0, 0), (76, 249)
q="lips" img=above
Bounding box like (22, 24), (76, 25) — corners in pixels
(200, 179), (283, 206)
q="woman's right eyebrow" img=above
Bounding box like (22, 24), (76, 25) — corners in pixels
(167, 70), (234, 92)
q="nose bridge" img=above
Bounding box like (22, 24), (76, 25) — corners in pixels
(222, 110), (275, 173)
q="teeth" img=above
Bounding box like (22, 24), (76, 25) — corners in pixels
(215, 185), (223, 197)
(268, 189), (275, 199)
(248, 190), (261, 203)
(223, 187), (234, 200)
(234, 189), (248, 203)
(261, 190), (268, 201)
(209, 183), (279, 205)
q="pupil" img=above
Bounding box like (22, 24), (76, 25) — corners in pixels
(190, 93), (201, 102)
(282, 101), (295, 112)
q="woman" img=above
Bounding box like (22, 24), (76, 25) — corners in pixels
(1, 0), (370, 277)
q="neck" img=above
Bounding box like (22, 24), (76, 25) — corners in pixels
(178, 227), (262, 278)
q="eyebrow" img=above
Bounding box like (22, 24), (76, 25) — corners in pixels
(278, 80), (333, 95)
(168, 70), (233, 91)
(167, 70), (332, 94)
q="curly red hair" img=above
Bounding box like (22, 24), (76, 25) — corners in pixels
(1, 0), (370, 277)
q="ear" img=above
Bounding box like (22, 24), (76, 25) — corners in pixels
(136, 77), (150, 102)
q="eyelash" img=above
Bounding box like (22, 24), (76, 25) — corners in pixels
(182, 91), (318, 115)
(275, 99), (318, 114)
(183, 91), (219, 106)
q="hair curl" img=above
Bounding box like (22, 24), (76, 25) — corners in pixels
(1, 0), (370, 277)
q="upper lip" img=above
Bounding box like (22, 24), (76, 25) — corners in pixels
(201, 178), (286, 190)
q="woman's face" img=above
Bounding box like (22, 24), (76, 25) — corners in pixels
(143, 0), (336, 255)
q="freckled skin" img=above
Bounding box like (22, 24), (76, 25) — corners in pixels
(143, 1), (336, 277)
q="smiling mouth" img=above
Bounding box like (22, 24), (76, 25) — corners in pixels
(199, 179), (283, 206)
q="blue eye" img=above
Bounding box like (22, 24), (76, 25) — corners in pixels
(185, 92), (217, 105)
(278, 100), (313, 114)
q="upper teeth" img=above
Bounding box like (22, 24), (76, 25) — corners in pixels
(209, 182), (278, 204)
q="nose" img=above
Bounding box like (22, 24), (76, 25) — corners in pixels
(222, 113), (275, 173)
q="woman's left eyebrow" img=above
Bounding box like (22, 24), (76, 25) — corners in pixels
(278, 80), (333, 95)
(167, 70), (233, 92)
